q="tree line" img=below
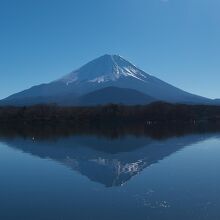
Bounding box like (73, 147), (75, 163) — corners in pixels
(0, 102), (220, 125)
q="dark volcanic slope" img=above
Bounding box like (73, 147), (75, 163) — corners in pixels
(77, 87), (156, 105)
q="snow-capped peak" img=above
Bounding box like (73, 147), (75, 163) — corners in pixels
(58, 54), (149, 85)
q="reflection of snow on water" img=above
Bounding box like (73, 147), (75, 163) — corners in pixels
(133, 189), (171, 209)
(143, 200), (171, 209)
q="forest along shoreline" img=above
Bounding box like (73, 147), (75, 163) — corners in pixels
(0, 102), (220, 139)
(0, 102), (220, 124)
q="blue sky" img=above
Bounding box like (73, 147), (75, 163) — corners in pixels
(0, 0), (220, 99)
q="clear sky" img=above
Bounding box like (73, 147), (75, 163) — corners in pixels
(0, 0), (220, 99)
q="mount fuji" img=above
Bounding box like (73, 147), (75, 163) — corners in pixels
(0, 54), (213, 106)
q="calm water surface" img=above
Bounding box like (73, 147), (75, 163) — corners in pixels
(0, 129), (220, 220)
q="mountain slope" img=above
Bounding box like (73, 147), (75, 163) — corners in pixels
(213, 99), (220, 105)
(0, 54), (212, 106)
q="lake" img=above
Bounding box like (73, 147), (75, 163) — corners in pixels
(0, 125), (220, 220)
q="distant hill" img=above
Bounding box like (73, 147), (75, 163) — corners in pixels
(77, 87), (156, 106)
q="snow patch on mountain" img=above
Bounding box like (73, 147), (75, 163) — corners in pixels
(57, 54), (149, 85)
(88, 76), (110, 83)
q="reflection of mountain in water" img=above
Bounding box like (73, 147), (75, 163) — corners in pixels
(1, 132), (218, 187)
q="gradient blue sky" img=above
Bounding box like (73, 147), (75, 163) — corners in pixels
(0, 0), (220, 99)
